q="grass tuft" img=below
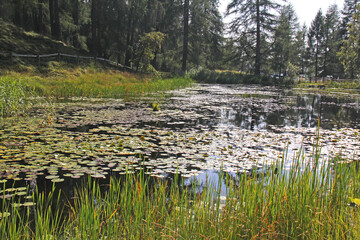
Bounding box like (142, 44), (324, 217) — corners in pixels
(0, 76), (32, 118)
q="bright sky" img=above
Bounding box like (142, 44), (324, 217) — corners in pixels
(220, 0), (345, 26)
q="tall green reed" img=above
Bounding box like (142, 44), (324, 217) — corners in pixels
(1, 148), (360, 239)
(0, 76), (32, 118)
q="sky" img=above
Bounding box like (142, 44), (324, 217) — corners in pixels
(220, 0), (345, 26)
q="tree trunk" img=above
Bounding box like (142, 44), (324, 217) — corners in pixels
(14, 0), (23, 27)
(72, 0), (79, 48)
(182, 0), (189, 73)
(315, 41), (319, 82)
(125, 0), (135, 67)
(49, 0), (55, 38)
(53, 0), (61, 40)
(38, 0), (45, 34)
(0, 0), (5, 19)
(96, 1), (102, 56)
(255, 0), (261, 75)
(91, 0), (98, 55)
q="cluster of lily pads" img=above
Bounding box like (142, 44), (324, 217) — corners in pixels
(0, 84), (359, 192)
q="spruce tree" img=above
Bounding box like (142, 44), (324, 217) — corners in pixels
(308, 10), (324, 80)
(227, 0), (281, 75)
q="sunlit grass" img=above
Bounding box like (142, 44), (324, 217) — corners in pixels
(296, 80), (360, 92)
(0, 76), (32, 118)
(0, 63), (193, 118)
(4, 63), (193, 99)
(1, 150), (360, 239)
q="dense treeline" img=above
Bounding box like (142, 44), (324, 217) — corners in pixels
(0, 0), (359, 79)
(226, 0), (360, 80)
(0, 0), (223, 73)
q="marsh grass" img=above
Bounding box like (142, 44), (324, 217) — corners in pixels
(0, 76), (32, 118)
(4, 63), (193, 100)
(297, 80), (360, 92)
(1, 150), (360, 239)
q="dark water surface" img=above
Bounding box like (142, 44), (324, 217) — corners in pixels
(1, 84), (360, 201)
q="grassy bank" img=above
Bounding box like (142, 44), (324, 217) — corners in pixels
(1, 152), (360, 239)
(0, 62), (193, 117)
(4, 62), (193, 99)
(189, 68), (295, 87)
(296, 80), (360, 93)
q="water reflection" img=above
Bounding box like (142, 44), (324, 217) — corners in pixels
(204, 86), (360, 131)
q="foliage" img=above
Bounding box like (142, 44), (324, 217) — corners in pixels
(135, 32), (165, 73)
(271, 5), (299, 76)
(0, 76), (32, 118)
(2, 0), (360, 81)
(308, 10), (325, 79)
(2, 148), (360, 238)
(226, 0), (281, 75)
(189, 68), (273, 85)
(338, 5), (360, 79)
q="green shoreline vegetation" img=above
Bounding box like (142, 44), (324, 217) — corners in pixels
(0, 62), (193, 118)
(1, 151), (360, 239)
(1, 1), (360, 238)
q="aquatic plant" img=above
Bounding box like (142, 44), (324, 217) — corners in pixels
(1, 150), (360, 239)
(14, 68), (193, 99)
(0, 76), (32, 118)
(152, 102), (160, 111)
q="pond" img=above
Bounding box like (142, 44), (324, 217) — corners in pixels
(1, 84), (360, 200)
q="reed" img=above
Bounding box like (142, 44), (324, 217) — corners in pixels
(5, 64), (193, 99)
(0, 76), (32, 118)
(1, 149), (360, 239)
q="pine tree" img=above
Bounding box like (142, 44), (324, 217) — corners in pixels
(182, 0), (189, 72)
(227, 0), (281, 75)
(187, 0), (223, 69)
(308, 10), (324, 80)
(338, 5), (360, 78)
(323, 4), (343, 78)
(271, 4), (299, 76)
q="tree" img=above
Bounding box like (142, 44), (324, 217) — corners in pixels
(135, 31), (165, 72)
(188, 0), (223, 69)
(294, 25), (307, 76)
(91, 0), (99, 55)
(308, 10), (324, 80)
(227, 0), (281, 75)
(36, 0), (47, 35)
(323, 4), (343, 78)
(338, 4), (360, 78)
(341, 0), (359, 39)
(49, 0), (61, 40)
(271, 4), (299, 76)
(182, 0), (189, 72)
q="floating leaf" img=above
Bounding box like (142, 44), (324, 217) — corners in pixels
(51, 178), (64, 183)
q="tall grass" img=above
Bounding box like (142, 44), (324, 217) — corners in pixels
(5, 64), (193, 99)
(0, 76), (32, 118)
(1, 152), (360, 239)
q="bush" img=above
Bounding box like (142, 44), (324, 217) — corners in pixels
(189, 68), (280, 86)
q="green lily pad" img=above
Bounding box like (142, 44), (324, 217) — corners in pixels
(45, 175), (59, 180)
(51, 178), (64, 183)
